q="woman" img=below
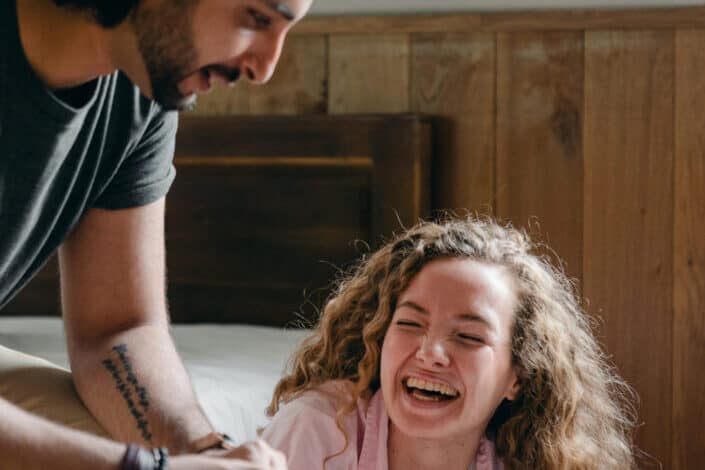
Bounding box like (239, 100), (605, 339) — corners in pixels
(263, 217), (637, 469)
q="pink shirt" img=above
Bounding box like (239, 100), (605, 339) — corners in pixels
(262, 381), (504, 470)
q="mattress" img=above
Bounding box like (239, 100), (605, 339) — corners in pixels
(0, 317), (310, 443)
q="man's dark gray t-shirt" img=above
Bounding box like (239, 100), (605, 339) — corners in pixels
(0, 0), (177, 310)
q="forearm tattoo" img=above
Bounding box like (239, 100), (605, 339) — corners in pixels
(102, 343), (152, 442)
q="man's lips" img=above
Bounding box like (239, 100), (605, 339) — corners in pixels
(180, 66), (241, 96)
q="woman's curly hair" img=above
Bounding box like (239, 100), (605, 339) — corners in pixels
(52, 0), (140, 28)
(268, 216), (637, 469)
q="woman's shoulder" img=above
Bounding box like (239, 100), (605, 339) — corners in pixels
(262, 381), (358, 469)
(281, 380), (356, 417)
(262, 380), (360, 469)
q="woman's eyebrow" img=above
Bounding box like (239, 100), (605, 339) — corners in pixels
(398, 300), (495, 331)
(397, 300), (428, 314)
(456, 313), (496, 332)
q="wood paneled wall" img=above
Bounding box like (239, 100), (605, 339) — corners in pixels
(189, 8), (705, 469)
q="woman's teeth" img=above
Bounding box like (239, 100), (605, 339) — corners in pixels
(405, 377), (458, 398)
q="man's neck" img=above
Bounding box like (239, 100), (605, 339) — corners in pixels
(387, 422), (481, 470)
(16, 0), (135, 90)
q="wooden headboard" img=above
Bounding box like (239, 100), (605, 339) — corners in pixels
(2, 115), (432, 327)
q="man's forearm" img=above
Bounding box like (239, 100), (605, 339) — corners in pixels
(0, 397), (125, 470)
(68, 322), (214, 453)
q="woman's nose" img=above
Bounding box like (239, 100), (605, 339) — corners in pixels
(415, 335), (450, 367)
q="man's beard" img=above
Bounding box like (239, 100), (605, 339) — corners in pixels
(131, 0), (200, 111)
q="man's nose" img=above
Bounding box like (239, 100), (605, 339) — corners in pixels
(242, 32), (286, 84)
(415, 334), (451, 367)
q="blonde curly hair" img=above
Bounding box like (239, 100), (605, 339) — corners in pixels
(268, 217), (637, 469)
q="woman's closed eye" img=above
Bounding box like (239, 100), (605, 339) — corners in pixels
(456, 333), (485, 344)
(396, 320), (422, 329)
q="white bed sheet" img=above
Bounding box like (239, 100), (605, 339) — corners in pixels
(0, 317), (310, 443)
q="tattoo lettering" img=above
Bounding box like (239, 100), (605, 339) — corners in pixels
(102, 343), (152, 442)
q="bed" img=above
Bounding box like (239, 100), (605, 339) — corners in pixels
(0, 114), (432, 442)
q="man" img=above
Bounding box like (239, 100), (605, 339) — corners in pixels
(0, 0), (312, 467)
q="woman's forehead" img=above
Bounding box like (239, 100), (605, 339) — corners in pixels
(397, 259), (518, 325)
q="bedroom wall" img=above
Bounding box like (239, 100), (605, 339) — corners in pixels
(188, 7), (705, 469)
(308, 0), (704, 15)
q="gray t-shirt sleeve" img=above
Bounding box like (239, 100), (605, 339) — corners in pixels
(92, 107), (178, 210)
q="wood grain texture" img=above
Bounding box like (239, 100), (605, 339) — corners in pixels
(583, 30), (674, 468)
(170, 115), (431, 325)
(189, 35), (327, 116)
(367, 117), (433, 237)
(174, 156), (372, 168)
(411, 33), (495, 214)
(295, 7), (705, 35)
(0, 257), (60, 316)
(673, 29), (705, 470)
(496, 32), (584, 285)
(166, 161), (372, 325)
(328, 35), (410, 114)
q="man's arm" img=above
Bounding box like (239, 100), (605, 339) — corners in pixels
(0, 397), (125, 469)
(59, 197), (213, 453)
(0, 395), (286, 469)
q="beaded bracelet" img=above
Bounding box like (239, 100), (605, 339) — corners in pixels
(152, 447), (169, 470)
(120, 444), (169, 470)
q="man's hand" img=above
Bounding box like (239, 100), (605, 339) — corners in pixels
(172, 440), (287, 469)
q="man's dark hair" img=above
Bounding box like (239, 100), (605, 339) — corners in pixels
(53, 0), (140, 28)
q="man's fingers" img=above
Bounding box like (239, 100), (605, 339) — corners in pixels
(171, 442), (288, 470)
(214, 439), (287, 469)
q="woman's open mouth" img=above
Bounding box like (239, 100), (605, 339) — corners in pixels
(403, 376), (459, 403)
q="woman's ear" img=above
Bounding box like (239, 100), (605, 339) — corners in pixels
(505, 370), (521, 401)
